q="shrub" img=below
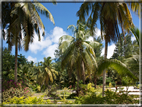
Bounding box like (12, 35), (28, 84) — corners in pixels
(2, 87), (32, 102)
(3, 96), (53, 104)
(45, 84), (59, 97)
(3, 87), (24, 102)
(109, 82), (112, 88)
(2, 80), (22, 91)
(137, 84), (140, 89)
(37, 85), (41, 92)
(67, 93), (77, 99)
(74, 90), (139, 104)
(78, 83), (96, 96)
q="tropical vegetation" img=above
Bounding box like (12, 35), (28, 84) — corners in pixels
(2, 1), (140, 105)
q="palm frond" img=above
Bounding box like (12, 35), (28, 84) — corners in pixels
(33, 2), (55, 24)
(67, 25), (76, 33)
(129, 26), (140, 45)
(97, 59), (137, 80)
(45, 67), (53, 83)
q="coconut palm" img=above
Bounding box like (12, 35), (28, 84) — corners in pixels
(128, 1), (141, 18)
(36, 57), (58, 89)
(2, 2), (55, 83)
(59, 22), (101, 95)
(77, 2), (133, 96)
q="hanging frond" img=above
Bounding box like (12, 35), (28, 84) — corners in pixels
(33, 2), (55, 24)
(97, 59), (137, 80)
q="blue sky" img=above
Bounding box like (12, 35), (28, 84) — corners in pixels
(2, 3), (139, 63)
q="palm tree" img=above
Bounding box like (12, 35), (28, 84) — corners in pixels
(128, 1), (141, 18)
(2, 2), (55, 83)
(59, 22), (101, 96)
(36, 57), (58, 89)
(77, 2), (133, 96)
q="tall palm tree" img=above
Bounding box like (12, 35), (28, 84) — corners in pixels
(2, 2), (55, 83)
(77, 2), (133, 96)
(36, 57), (58, 89)
(59, 22), (101, 96)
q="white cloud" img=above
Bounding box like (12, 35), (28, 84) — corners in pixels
(43, 44), (58, 58)
(101, 44), (116, 59)
(50, 26), (67, 43)
(131, 36), (136, 41)
(29, 35), (52, 54)
(28, 26), (67, 55)
(38, 59), (44, 62)
(27, 56), (37, 62)
(93, 28), (105, 38)
(85, 28), (105, 41)
(86, 36), (94, 41)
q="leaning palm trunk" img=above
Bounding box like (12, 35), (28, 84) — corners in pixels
(102, 39), (108, 96)
(14, 37), (18, 83)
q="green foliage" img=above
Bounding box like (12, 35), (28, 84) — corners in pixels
(74, 90), (139, 104)
(45, 84), (59, 97)
(109, 82), (112, 88)
(58, 87), (70, 103)
(59, 22), (101, 86)
(67, 93), (77, 99)
(124, 55), (139, 79)
(36, 57), (58, 87)
(122, 76), (134, 86)
(2, 87), (32, 102)
(97, 59), (137, 80)
(93, 36), (103, 58)
(3, 96), (53, 104)
(2, 80), (26, 91)
(129, 26), (141, 45)
(37, 85), (41, 92)
(137, 84), (140, 89)
(75, 83), (96, 96)
(2, 48), (15, 80)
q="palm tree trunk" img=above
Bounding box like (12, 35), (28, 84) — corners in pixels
(15, 38), (18, 83)
(94, 76), (97, 88)
(102, 39), (108, 97)
(77, 70), (80, 96)
(82, 61), (85, 84)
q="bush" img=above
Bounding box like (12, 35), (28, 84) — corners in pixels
(3, 87), (24, 102)
(78, 83), (96, 96)
(2, 80), (24, 91)
(44, 84), (59, 98)
(74, 90), (139, 104)
(3, 96), (53, 104)
(2, 87), (32, 102)
(67, 93), (77, 99)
